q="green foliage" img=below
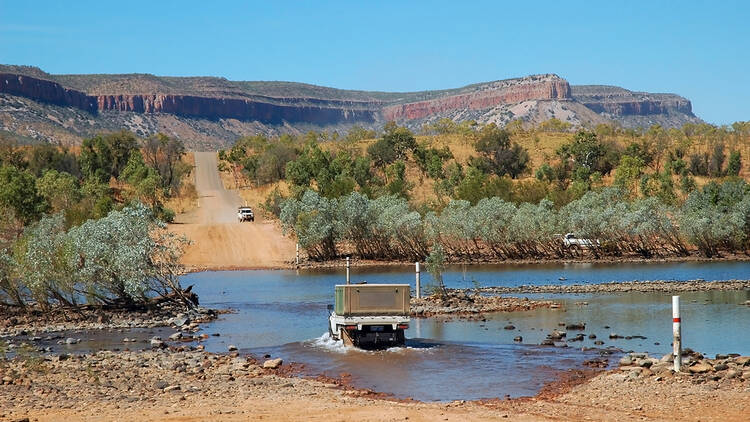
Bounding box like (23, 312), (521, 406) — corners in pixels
(36, 169), (81, 213)
(678, 180), (750, 256)
(80, 130), (138, 182)
(425, 243), (447, 298)
(556, 130), (620, 177)
(5, 202), (190, 307)
(0, 165), (47, 224)
(367, 124), (416, 168)
(474, 124), (530, 178)
(727, 151), (742, 176)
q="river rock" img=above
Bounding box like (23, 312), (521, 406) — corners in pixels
(735, 356), (750, 366)
(263, 358), (283, 369)
(65, 337), (79, 345)
(503, 325), (515, 330)
(609, 333), (623, 339)
(660, 354), (674, 363)
(619, 356), (633, 366)
(150, 337), (166, 349)
(164, 384), (181, 392)
(689, 362), (713, 373)
(565, 323), (585, 331)
(714, 363), (729, 371)
(168, 332), (183, 341)
(513, 336), (522, 342)
(227, 345), (238, 351)
(172, 315), (189, 327)
(549, 329), (566, 340)
(726, 369), (741, 379)
(594, 340), (604, 345)
(588, 334), (597, 339)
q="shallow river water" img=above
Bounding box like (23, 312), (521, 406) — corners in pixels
(36, 261), (750, 401)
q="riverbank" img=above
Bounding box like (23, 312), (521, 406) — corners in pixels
(410, 291), (557, 317)
(1, 348), (748, 421)
(0, 303), (219, 337)
(472, 279), (750, 294)
(290, 254), (750, 272)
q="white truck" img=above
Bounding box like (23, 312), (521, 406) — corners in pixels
(237, 206), (254, 222)
(328, 284), (410, 349)
(561, 233), (600, 254)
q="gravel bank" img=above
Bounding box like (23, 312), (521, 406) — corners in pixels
(0, 303), (219, 337)
(472, 279), (750, 294)
(410, 291), (557, 317)
(1, 347), (748, 421)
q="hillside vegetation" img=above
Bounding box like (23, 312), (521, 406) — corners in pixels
(0, 131), (197, 308)
(220, 119), (750, 262)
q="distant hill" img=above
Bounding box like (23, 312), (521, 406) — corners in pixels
(0, 65), (702, 149)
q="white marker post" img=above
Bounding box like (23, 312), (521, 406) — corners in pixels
(295, 243), (300, 267)
(346, 257), (350, 285)
(415, 262), (421, 299)
(672, 295), (682, 372)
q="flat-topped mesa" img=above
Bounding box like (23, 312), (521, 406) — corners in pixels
(571, 85), (695, 117)
(381, 74), (572, 121)
(0, 73), (97, 114)
(0, 72), (378, 124)
(95, 94), (378, 124)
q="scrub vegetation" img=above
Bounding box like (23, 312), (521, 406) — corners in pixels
(0, 131), (196, 308)
(220, 119), (750, 262)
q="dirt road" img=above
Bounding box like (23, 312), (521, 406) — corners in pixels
(169, 151), (295, 269)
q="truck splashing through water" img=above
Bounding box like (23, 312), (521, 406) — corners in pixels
(328, 284), (410, 349)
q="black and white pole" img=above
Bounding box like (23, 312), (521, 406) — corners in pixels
(295, 243), (299, 267)
(673, 295), (682, 372)
(415, 262), (421, 299)
(346, 257), (350, 285)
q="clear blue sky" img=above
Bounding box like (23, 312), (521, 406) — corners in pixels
(1, 0), (748, 124)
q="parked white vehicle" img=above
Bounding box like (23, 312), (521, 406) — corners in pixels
(561, 233), (600, 249)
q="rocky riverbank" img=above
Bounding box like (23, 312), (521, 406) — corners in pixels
(1, 347), (749, 421)
(0, 302), (219, 337)
(410, 291), (557, 317)
(472, 279), (750, 295)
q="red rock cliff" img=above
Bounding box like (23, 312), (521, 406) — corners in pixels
(95, 94), (376, 124)
(382, 76), (571, 121)
(0, 73), (97, 114)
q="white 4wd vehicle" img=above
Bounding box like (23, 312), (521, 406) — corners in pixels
(237, 207), (254, 222)
(562, 233), (599, 249)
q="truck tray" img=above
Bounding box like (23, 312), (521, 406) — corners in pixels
(334, 284), (410, 316)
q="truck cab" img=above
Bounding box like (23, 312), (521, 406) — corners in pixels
(328, 284), (410, 349)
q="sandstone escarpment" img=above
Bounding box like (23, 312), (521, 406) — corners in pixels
(0, 65), (703, 148)
(0, 73), (97, 114)
(382, 75), (571, 121)
(571, 85), (694, 117)
(95, 94), (377, 124)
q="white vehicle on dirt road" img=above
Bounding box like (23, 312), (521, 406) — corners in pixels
(237, 206), (254, 222)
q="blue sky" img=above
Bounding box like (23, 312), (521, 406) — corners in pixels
(1, 1), (748, 124)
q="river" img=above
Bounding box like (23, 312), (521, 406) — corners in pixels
(31, 260), (750, 401)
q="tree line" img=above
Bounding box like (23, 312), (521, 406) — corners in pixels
(281, 179), (750, 261)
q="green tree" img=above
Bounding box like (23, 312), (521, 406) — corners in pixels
(727, 151), (742, 176)
(0, 165), (47, 224)
(474, 124), (530, 178)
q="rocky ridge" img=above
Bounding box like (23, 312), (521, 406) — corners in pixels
(0, 64), (702, 149)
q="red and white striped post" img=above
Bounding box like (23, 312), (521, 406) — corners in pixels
(415, 262), (421, 299)
(672, 295), (682, 372)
